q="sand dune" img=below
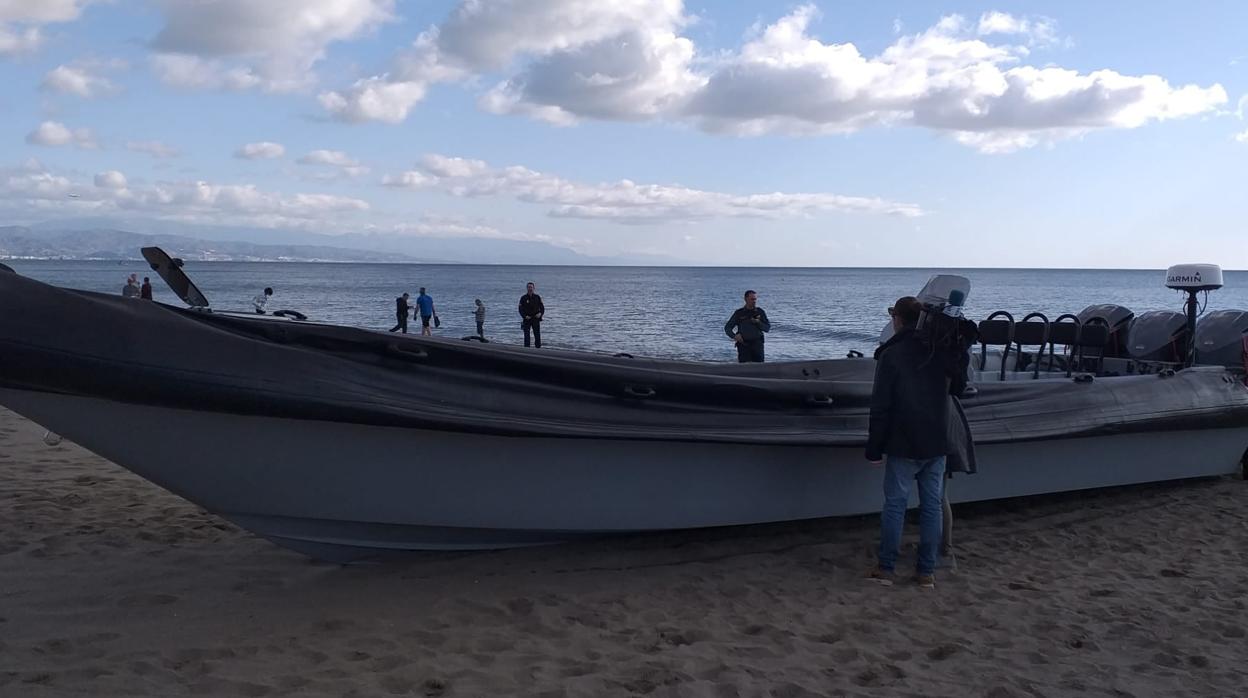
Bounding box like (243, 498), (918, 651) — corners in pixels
(2, 406), (1246, 697)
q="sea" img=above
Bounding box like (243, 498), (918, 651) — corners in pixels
(7, 260), (1248, 363)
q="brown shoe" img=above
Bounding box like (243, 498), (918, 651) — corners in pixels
(867, 567), (895, 586)
(915, 574), (936, 589)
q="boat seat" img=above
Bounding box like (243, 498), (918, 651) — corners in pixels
(1013, 313), (1051, 379)
(978, 312), (1015, 381)
(1076, 321), (1110, 374)
(1043, 314), (1082, 376)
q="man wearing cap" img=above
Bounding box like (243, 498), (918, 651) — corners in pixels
(866, 296), (950, 589)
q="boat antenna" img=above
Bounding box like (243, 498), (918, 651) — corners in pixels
(1164, 264), (1223, 367)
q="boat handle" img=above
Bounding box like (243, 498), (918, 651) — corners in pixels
(386, 343), (429, 361)
(805, 394), (834, 406)
(623, 385), (656, 399)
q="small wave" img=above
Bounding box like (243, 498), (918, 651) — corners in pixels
(769, 323), (879, 342)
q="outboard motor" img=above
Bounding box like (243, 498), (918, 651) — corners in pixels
(1077, 304), (1133, 358)
(1127, 310), (1188, 363)
(1195, 309), (1248, 368)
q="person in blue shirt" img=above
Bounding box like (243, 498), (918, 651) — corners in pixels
(415, 287), (437, 336)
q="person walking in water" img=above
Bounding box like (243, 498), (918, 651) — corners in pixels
(474, 299), (486, 339)
(140, 276), (153, 300)
(724, 290), (770, 362)
(390, 292), (411, 333)
(866, 296), (950, 589)
(122, 273), (140, 298)
(518, 282), (544, 348)
(253, 287), (272, 314)
(416, 287), (437, 336)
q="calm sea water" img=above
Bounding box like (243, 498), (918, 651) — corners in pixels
(8, 260), (1248, 362)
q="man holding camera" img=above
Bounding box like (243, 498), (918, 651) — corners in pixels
(865, 296), (950, 589)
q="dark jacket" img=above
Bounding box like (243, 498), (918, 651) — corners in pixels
(866, 328), (951, 461)
(140, 282), (152, 300)
(395, 296), (409, 317)
(519, 293), (544, 322)
(724, 306), (770, 343)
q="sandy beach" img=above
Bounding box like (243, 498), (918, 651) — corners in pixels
(2, 406), (1246, 697)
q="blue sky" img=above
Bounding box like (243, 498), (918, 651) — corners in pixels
(1, 0), (1246, 267)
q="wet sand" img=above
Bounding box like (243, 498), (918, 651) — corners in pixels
(2, 406), (1246, 697)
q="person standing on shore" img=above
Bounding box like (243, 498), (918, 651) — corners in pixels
(724, 290), (770, 363)
(390, 293), (411, 333)
(416, 287), (437, 336)
(474, 299), (486, 339)
(518, 282), (544, 348)
(253, 287), (272, 314)
(866, 296), (949, 589)
(140, 276), (153, 300)
(122, 273), (140, 298)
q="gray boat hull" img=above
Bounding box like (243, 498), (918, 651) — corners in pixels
(4, 388), (1245, 562)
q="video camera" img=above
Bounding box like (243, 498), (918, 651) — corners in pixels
(914, 275), (979, 395)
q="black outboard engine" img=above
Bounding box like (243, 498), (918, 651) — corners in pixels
(1195, 309), (1248, 368)
(1077, 304), (1133, 358)
(1127, 310), (1188, 363)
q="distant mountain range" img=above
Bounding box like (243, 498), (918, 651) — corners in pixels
(0, 226), (433, 263)
(0, 220), (685, 265)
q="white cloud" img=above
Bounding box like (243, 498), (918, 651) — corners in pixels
(317, 76), (431, 123)
(0, 1), (92, 56)
(682, 6), (1226, 152)
(41, 59), (125, 97)
(25, 121), (98, 149)
(383, 154), (922, 223)
(976, 11), (1059, 46)
(1234, 129), (1248, 144)
(1, 160), (370, 230)
(321, 0), (695, 123)
(94, 170), (127, 189)
(149, 0), (395, 92)
(0, 25), (41, 54)
(126, 140), (179, 158)
(319, 2), (1221, 152)
(235, 142), (286, 160)
(298, 149), (369, 178)
(298, 149), (359, 167)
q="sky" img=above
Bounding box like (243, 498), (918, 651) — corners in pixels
(1, 0), (1246, 268)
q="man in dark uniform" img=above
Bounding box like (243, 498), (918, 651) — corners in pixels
(724, 289), (771, 362)
(518, 281), (544, 348)
(390, 292), (410, 333)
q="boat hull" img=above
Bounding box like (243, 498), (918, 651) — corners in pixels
(4, 387), (1245, 562)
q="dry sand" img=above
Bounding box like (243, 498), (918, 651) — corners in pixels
(2, 406), (1247, 697)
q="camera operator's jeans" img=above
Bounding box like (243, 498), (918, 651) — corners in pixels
(877, 455), (946, 576)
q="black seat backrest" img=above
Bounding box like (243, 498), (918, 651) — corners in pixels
(1014, 312), (1050, 378)
(1048, 316), (1080, 345)
(1078, 322), (1109, 348)
(1077, 320), (1110, 373)
(978, 311), (1015, 380)
(1046, 314), (1082, 376)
